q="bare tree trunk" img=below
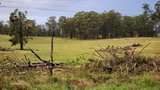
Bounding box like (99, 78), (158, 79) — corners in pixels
(19, 12), (23, 50)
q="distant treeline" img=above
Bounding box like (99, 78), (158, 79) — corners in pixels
(57, 10), (159, 39)
(0, 5), (160, 39)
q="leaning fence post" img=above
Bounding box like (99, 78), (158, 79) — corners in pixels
(49, 27), (55, 76)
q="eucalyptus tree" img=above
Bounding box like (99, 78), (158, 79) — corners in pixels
(140, 3), (158, 36)
(151, 1), (160, 21)
(122, 16), (134, 37)
(58, 16), (67, 37)
(33, 25), (47, 37)
(45, 16), (57, 62)
(132, 14), (156, 37)
(101, 10), (122, 38)
(45, 16), (57, 36)
(0, 21), (3, 34)
(74, 11), (86, 39)
(65, 18), (76, 38)
(74, 11), (102, 39)
(83, 11), (102, 39)
(9, 9), (35, 50)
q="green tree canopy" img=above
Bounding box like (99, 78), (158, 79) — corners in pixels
(9, 9), (35, 50)
(45, 16), (57, 36)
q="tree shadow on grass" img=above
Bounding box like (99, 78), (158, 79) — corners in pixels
(15, 48), (39, 51)
(0, 47), (14, 51)
(0, 46), (39, 51)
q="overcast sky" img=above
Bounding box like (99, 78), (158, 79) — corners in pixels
(0, 0), (158, 25)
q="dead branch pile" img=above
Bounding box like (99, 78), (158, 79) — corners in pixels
(0, 49), (55, 75)
(84, 43), (160, 74)
(9, 48), (57, 69)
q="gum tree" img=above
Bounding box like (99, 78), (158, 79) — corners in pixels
(9, 9), (35, 50)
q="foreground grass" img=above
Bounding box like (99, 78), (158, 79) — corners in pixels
(0, 35), (160, 63)
(1, 59), (160, 90)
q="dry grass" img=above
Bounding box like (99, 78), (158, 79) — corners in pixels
(0, 57), (160, 90)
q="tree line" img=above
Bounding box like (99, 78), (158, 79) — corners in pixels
(1, 3), (160, 39)
(57, 10), (157, 39)
(56, 2), (160, 39)
(54, 2), (160, 39)
(0, 1), (160, 50)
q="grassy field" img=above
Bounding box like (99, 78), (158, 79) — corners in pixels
(1, 34), (160, 90)
(0, 34), (160, 63)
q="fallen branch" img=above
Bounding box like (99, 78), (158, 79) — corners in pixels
(27, 48), (56, 66)
(91, 47), (106, 59)
(137, 43), (150, 55)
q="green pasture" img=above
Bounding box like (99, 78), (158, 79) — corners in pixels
(0, 35), (160, 63)
(1, 34), (160, 90)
